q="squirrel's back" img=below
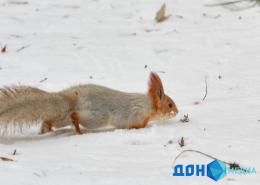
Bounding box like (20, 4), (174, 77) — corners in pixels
(62, 84), (153, 129)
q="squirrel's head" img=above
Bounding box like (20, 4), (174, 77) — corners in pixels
(148, 72), (178, 119)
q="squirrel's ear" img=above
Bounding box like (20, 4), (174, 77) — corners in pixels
(148, 72), (165, 101)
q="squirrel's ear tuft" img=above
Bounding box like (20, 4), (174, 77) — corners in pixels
(148, 72), (165, 111)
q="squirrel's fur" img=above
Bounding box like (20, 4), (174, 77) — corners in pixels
(0, 85), (78, 134)
(0, 72), (178, 135)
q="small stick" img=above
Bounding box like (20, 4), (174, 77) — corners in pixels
(39, 78), (48, 83)
(202, 75), (208, 101)
(205, 0), (259, 11)
(9, 1), (28, 5)
(172, 149), (240, 169)
(16, 44), (30, 52)
(205, 0), (248, 7)
(157, 70), (166, 74)
(0, 156), (14, 161)
(178, 137), (185, 147)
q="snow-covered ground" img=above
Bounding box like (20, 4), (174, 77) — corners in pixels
(0, 0), (260, 184)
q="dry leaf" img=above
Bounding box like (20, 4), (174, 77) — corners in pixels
(1, 45), (7, 53)
(229, 162), (240, 170)
(180, 114), (189, 123)
(155, 4), (170, 23)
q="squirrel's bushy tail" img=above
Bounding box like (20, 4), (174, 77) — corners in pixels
(0, 86), (75, 135)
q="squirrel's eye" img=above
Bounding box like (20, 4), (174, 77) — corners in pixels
(168, 103), (173, 108)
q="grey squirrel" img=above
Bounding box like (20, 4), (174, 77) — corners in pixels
(0, 72), (178, 135)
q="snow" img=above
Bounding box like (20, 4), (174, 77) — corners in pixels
(0, 0), (260, 184)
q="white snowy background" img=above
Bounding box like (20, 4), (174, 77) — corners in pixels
(0, 0), (259, 184)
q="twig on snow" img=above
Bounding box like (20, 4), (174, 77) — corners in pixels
(178, 137), (185, 147)
(16, 44), (30, 52)
(202, 75), (208, 101)
(205, 0), (246, 7)
(13, 149), (17, 155)
(0, 156), (14, 161)
(172, 149), (241, 170)
(205, 0), (259, 11)
(39, 78), (48, 83)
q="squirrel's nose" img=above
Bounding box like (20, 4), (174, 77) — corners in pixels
(174, 107), (179, 114)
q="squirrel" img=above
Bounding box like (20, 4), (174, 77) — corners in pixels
(0, 72), (178, 135)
